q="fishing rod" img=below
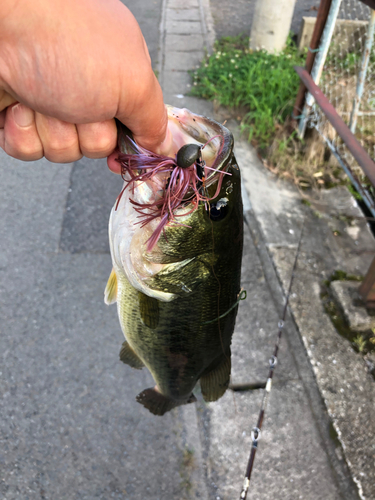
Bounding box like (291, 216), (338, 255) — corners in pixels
(239, 222), (305, 500)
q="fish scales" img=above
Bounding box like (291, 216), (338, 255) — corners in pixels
(105, 106), (243, 415)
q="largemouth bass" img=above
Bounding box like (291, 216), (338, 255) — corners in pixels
(105, 106), (243, 416)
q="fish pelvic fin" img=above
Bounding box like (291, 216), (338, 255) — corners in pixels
(104, 268), (117, 305)
(119, 341), (144, 370)
(136, 388), (196, 416)
(200, 352), (231, 402)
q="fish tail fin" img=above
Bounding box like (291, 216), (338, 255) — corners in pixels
(136, 388), (196, 416)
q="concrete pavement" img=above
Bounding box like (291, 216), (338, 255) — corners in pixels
(0, 0), (373, 499)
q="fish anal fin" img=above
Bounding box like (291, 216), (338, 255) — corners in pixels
(104, 268), (117, 305)
(119, 341), (144, 370)
(139, 292), (159, 329)
(136, 388), (196, 416)
(200, 353), (231, 402)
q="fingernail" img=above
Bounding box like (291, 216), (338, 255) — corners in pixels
(13, 103), (34, 128)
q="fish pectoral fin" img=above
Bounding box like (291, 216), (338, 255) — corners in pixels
(200, 352), (231, 402)
(119, 341), (144, 370)
(104, 268), (117, 305)
(139, 292), (159, 329)
(136, 388), (196, 416)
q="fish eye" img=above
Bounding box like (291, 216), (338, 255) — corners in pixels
(208, 197), (229, 221)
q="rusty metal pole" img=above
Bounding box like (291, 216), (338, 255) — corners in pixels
(292, 0), (333, 122)
(298, 0), (343, 138)
(359, 256), (375, 307)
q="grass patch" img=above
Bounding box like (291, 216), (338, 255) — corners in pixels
(327, 269), (363, 284)
(190, 35), (305, 147)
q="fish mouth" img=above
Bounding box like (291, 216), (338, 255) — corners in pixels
(117, 106), (234, 199)
(110, 107), (234, 301)
(117, 107), (234, 244)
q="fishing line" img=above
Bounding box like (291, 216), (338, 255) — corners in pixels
(208, 206), (226, 359)
(239, 220), (305, 500)
(201, 289), (247, 325)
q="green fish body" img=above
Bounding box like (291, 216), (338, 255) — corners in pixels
(105, 107), (243, 415)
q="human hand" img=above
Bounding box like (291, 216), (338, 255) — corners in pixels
(0, 0), (169, 173)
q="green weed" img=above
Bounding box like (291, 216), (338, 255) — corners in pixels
(347, 183), (363, 201)
(329, 270), (363, 282)
(353, 334), (367, 353)
(325, 45), (375, 75)
(190, 35), (305, 146)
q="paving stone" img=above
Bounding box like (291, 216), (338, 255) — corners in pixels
(165, 33), (206, 52)
(162, 69), (193, 95)
(169, 0), (199, 9)
(166, 8), (201, 22)
(165, 50), (204, 71)
(167, 20), (202, 35)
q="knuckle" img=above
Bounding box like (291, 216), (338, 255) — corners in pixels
(42, 136), (82, 163)
(6, 135), (43, 161)
(43, 135), (77, 155)
(82, 136), (115, 158)
(44, 148), (82, 163)
(79, 122), (116, 158)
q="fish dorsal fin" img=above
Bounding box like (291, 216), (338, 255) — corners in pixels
(104, 268), (117, 305)
(119, 341), (144, 370)
(200, 352), (231, 402)
(139, 292), (159, 329)
(136, 388), (197, 416)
